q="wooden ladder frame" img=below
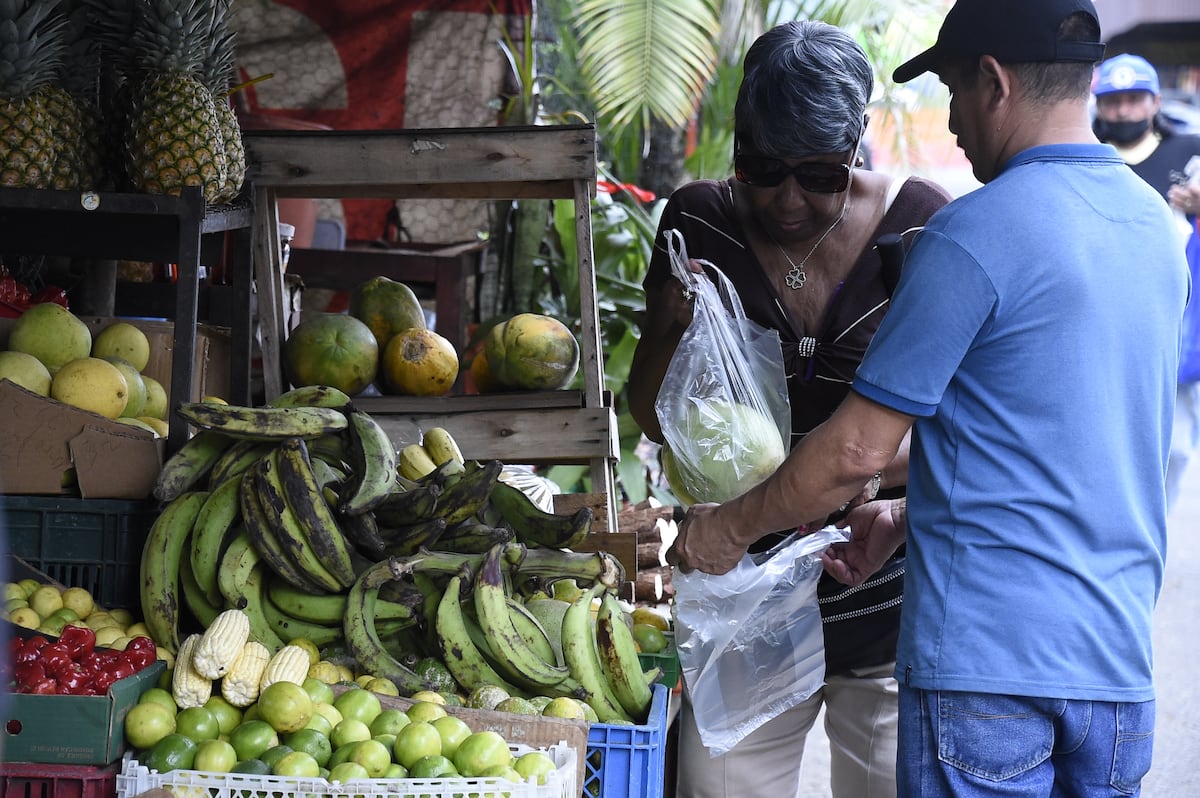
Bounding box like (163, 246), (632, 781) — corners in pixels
(242, 124), (618, 530)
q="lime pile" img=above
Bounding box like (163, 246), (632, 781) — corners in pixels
(125, 680), (562, 787)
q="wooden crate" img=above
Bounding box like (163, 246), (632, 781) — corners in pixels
(554, 492), (637, 582)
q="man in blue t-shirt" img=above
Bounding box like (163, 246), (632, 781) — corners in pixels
(667, 0), (1187, 796)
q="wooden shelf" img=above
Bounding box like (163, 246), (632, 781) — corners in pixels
(243, 124), (619, 529)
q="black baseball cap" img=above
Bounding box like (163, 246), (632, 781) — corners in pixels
(893, 0), (1106, 83)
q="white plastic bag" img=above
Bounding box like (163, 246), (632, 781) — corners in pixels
(672, 527), (845, 756)
(655, 229), (791, 504)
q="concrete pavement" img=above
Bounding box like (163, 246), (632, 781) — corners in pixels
(797, 466), (1200, 796)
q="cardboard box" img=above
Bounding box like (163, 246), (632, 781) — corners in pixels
(0, 314), (230, 498)
(1, 659), (165, 765)
(0, 381), (163, 499)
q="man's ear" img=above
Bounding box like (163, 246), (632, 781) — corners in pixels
(977, 54), (1012, 112)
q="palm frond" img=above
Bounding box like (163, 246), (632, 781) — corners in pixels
(573, 0), (722, 130)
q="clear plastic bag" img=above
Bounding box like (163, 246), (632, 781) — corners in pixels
(672, 527), (845, 756)
(655, 229), (791, 504)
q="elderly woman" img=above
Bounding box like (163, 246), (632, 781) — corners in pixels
(627, 21), (951, 798)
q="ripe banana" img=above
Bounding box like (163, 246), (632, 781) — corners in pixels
(217, 528), (261, 607)
(434, 459), (503, 526)
(343, 558), (440, 696)
(275, 437), (358, 588)
(473, 543), (570, 690)
(434, 520), (514, 554)
(153, 430), (233, 503)
(488, 479), (593, 549)
(596, 590), (655, 722)
(260, 589), (344, 647)
(207, 439), (274, 487)
(140, 491), (209, 653)
(239, 467), (330, 595)
(308, 432), (352, 471)
(340, 409), (399, 515)
(561, 581), (634, 723)
(251, 450), (345, 593)
(324, 485), (387, 560)
(380, 517), (448, 557)
(179, 550), (221, 628)
(177, 402), (349, 441)
(189, 475), (243, 607)
(266, 384), (354, 409)
(421, 426), (465, 476)
(435, 571), (526, 696)
(237, 561), (287, 652)
(398, 442), (439, 481)
(373, 481), (443, 527)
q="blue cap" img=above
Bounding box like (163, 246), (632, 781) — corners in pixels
(1094, 54), (1160, 96)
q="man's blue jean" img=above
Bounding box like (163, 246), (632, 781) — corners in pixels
(898, 685), (1155, 797)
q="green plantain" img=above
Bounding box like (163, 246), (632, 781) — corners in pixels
(140, 491), (209, 653)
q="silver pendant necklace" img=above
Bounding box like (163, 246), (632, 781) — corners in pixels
(768, 208), (847, 290)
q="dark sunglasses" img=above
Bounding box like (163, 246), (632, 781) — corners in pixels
(734, 154), (851, 192)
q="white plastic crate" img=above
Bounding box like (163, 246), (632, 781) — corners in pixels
(115, 740), (577, 798)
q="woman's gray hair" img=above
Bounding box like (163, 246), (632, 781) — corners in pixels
(735, 20), (872, 158)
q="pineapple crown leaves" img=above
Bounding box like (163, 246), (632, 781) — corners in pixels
(129, 0), (215, 77)
(0, 0), (67, 99)
(79, 0), (140, 80)
(199, 0), (236, 94)
(59, 5), (102, 100)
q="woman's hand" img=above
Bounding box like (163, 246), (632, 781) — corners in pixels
(663, 257), (708, 328)
(820, 498), (906, 586)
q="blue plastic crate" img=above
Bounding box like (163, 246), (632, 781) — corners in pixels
(1, 495), (158, 610)
(584, 683), (669, 798)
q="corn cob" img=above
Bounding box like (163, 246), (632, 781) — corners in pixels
(221, 641), (271, 707)
(192, 609), (251, 679)
(171, 634), (212, 709)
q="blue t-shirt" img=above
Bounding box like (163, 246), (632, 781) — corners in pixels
(854, 143), (1186, 701)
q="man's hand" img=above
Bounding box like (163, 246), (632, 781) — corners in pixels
(1167, 181), (1200, 217)
(665, 502), (748, 575)
(820, 498), (907, 586)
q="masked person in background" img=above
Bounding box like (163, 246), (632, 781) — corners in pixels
(1093, 53), (1200, 512)
(627, 21), (951, 798)
(668, 0), (1184, 794)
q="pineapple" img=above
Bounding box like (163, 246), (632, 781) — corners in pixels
(0, 0), (68, 189)
(200, 0), (244, 204)
(80, 0), (141, 189)
(124, 0), (227, 204)
(45, 5), (104, 191)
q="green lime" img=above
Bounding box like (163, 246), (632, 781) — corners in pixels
(174, 706), (220, 743)
(141, 733), (198, 774)
(227, 719), (279, 762)
(284, 728), (333, 768)
(260, 743), (294, 770)
(231, 758), (271, 775)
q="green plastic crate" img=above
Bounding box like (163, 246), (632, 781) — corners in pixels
(637, 631), (679, 690)
(1, 495), (158, 610)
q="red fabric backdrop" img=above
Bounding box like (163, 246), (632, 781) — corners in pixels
(233, 0), (532, 240)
